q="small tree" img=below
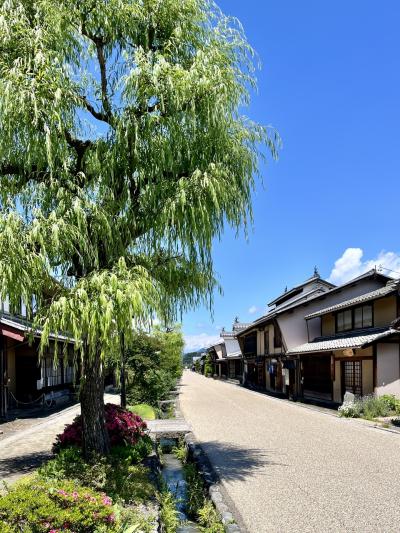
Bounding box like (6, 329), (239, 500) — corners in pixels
(125, 326), (184, 406)
(0, 0), (278, 455)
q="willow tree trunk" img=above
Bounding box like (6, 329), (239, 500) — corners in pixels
(80, 350), (110, 457)
(120, 333), (127, 408)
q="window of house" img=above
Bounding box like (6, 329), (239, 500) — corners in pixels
(43, 358), (63, 387)
(337, 309), (352, 332)
(274, 325), (282, 349)
(354, 304), (372, 329)
(264, 329), (270, 354)
(336, 304), (373, 332)
(243, 332), (257, 355)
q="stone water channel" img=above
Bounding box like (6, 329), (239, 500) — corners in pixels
(150, 386), (201, 532)
(160, 437), (200, 533)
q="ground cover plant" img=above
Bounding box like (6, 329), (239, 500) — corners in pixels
(0, 477), (117, 532)
(338, 394), (400, 420)
(40, 444), (154, 505)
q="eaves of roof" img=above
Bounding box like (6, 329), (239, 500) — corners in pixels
(0, 314), (74, 343)
(304, 282), (399, 320)
(286, 327), (398, 355)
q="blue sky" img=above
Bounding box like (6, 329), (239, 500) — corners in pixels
(182, 0), (400, 351)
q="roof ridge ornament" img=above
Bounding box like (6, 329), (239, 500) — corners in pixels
(314, 265), (320, 278)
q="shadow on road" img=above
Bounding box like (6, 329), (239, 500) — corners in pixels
(199, 441), (287, 482)
(0, 450), (52, 480)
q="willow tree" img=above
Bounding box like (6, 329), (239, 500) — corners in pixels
(0, 0), (279, 455)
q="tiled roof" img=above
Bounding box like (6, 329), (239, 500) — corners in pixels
(268, 274), (335, 307)
(304, 280), (400, 320)
(0, 314), (73, 342)
(286, 328), (398, 354)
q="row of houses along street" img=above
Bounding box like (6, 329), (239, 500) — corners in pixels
(202, 267), (400, 406)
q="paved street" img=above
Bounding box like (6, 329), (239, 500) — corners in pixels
(180, 371), (400, 533)
(0, 393), (119, 486)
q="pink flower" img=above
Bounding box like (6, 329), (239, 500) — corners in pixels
(102, 495), (112, 506)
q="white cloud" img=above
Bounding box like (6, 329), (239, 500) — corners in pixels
(328, 248), (400, 285)
(184, 333), (223, 352)
(248, 305), (259, 315)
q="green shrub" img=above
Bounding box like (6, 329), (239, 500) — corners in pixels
(380, 394), (400, 414)
(110, 435), (153, 464)
(197, 500), (225, 533)
(338, 401), (362, 418)
(172, 441), (188, 463)
(39, 445), (155, 504)
(339, 394), (400, 420)
(204, 354), (213, 377)
(0, 477), (117, 532)
(184, 463), (206, 519)
(157, 490), (180, 533)
(128, 404), (156, 420)
(362, 395), (391, 420)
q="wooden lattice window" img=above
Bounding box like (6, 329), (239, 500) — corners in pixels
(343, 360), (362, 396)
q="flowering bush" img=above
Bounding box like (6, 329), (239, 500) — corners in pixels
(0, 477), (117, 532)
(53, 404), (147, 452)
(338, 400), (362, 418)
(338, 394), (400, 419)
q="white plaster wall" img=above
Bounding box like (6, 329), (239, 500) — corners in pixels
(376, 343), (400, 397)
(277, 279), (385, 350)
(362, 359), (374, 396)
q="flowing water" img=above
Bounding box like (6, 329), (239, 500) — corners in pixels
(160, 438), (200, 532)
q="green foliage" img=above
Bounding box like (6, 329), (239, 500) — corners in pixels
(172, 441), (188, 463)
(338, 401), (362, 418)
(0, 477), (117, 532)
(126, 326), (183, 406)
(110, 436), (153, 465)
(380, 394), (400, 413)
(0, 0), (278, 358)
(182, 461), (224, 532)
(0, 0), (278, 452)
(204, 353), (213, 377)
(194, 360), (201, 373)
(362, 395), (392, 420)
(183, 463), (206, 519)
(182, 351), (199, 367)
(338, 395), (400, 420)
(197, 500), (225, 533)
(39, 445), (155, 504)
(128, 404), (157, 420)
(157, 490), (180, 533)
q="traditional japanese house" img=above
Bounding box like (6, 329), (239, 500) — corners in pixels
(237, 269), (335, 394)
(208, 319), (248, 382)
(0, 298), (76, 418)
(287, 276), (400, 403)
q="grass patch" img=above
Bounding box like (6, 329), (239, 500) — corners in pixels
(128, 404), (156, 420)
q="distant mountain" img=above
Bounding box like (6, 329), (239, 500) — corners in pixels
(182, 348), (206, 366)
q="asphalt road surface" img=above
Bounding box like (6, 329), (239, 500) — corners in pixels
(180, 371), (400, 533)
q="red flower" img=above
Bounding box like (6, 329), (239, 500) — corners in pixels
(53, 404), (147, 451)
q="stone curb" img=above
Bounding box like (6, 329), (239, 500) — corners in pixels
(183, 431), (244, 533)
